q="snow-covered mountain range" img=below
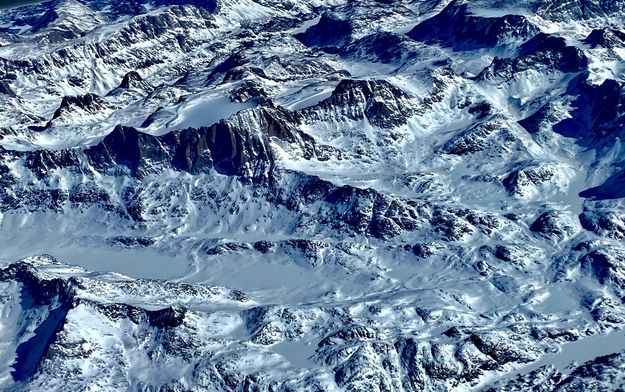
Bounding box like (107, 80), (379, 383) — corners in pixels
(1, 0), (625, 390)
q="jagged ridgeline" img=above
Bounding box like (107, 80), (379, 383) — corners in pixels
(0, 0), (625, 391)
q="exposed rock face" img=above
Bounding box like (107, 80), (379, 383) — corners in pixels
(530, 210), (579, 241)
(341, 32), (420, 64)
(408, 0), (539, 50)
(295, 13), (354, 50)
(534, 0), (625, 20)
(300, 79), (418, 128)
(502, 163), (571, 198)
(585, 28), (625, 48)
(84, 104), (313, 177)
(477, 33), (589, 84)
(0, 80), (16, 97)
(50, 93), (107, 121)
(580, 208), (625, 239)
(518, 33), (589, 73)
(555, 77), (625, 143)
(440, 118), (514, 156)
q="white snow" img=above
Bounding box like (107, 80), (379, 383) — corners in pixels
(151, 93), (257, 135)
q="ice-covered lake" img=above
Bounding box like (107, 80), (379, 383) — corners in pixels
(0, 1), (41, 10)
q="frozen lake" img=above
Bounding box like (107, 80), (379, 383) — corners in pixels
(2, 244), (193, 281)
(476, 329), (625, 390)
(52, 246), (194, 280)
(516, 330), (625, 376)
(0, 214), (192, 280)
(0, 1), (41, 10)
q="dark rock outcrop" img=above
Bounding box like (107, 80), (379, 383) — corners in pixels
(585, 28), (625, 48)
(535, 0), (625, 21)
(295, 13), (353, 51)
(50, 93), (107, 121)
(341, 32), (418, 63)
(530, 210), (576, 240)
(408, 1), (538, 50)
(86, 104), (306, 177)
(301, 79), (417, 128)
(554, 76), (625, 143)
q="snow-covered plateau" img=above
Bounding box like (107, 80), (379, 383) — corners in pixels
(1, 0), (625, 390)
